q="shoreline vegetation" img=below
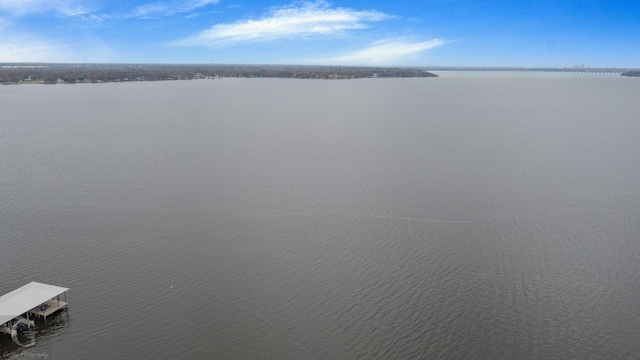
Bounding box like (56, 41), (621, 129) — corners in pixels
(621, 70), (640, 77)
(2, 64), (637, 85)
(0, 64), (437, 85)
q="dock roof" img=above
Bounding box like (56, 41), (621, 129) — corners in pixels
(0, 282), (69, 324)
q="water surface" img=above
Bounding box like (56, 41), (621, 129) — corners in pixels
(1, 75), (639, 359)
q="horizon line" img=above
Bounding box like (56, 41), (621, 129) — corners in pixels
(1, 62), (638, 71)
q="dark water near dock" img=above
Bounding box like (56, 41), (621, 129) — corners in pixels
(1, 75), (639, 359)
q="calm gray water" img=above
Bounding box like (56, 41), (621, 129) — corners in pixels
(1, 75), (639, 359)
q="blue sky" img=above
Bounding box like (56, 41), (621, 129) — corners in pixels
(0, 0), (638, 66)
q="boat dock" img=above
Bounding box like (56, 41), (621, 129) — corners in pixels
(0, 282), (69, 337)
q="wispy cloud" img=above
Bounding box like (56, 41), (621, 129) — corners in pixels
(0, 15), (9, 30)
(0, 32), (71, 62)
(319, 38), (445, 65)
(132, 0), (219, 17)
(0, 29), (117, 63)
(0, 0), (95, 16)
(171, 1), (388, 46)
(0, 12), (114, 63)
(74, 12), (108, 25)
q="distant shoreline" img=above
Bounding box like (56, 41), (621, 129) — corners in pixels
(3, 64), (638, 85)
(0, 64), (437, 85)
(621, 71), (640, 77)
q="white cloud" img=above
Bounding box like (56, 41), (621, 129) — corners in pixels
(0, 0), (95, 16)
(0, 33), (72, 62)
(132, 0), (219, 17)
(0, 22), (115, 62)
(172, 1), (388, 46)
(0, 40), (114, 62)
(318, 38), (445, 65)
(0, 15), (9, 29)
(74, 12), (108, 25)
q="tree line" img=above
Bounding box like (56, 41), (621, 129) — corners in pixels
(1, 64), (437, 84)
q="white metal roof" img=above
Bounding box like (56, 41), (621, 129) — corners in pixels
(0, 282), (69, 325)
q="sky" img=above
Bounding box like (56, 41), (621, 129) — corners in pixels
(0, 0), (639, 67)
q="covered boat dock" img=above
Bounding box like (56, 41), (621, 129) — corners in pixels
(0, 282), (69, 336)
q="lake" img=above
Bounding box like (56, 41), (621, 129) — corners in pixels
(1, 74), (639, 359)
